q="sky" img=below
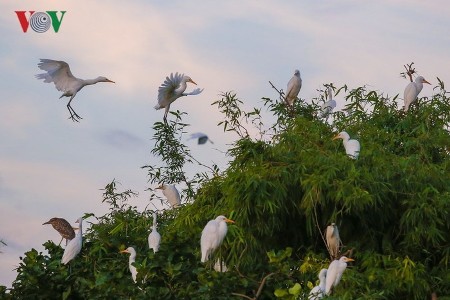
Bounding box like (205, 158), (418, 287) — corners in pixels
(1, 0), (449, 288)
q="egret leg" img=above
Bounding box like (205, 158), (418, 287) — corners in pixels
(67, 96), (82, 122)
(58, 237), (63, 246)
(163, 106), (170, 123)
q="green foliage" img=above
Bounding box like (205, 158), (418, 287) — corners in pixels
(2, 79), (450, 299)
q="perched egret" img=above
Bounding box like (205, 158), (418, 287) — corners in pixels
(35, 59), (115, 122)
(308, 268), (328, 300)
(326, 223), (342, 259)
(285, 69), (302, 106)
(201, 215), (235, 263)
(214, 258), (228, 272)
(148, 212), (161, 253)
(188, 132), (214, 145)
(61, 217), (83, 265)
(120, 247), (138, 283)
(333, 131), (360, 159)
(325, 256), (354, 295)
(404, 76), (431, 112)
(43, 217), (75, 246)
(320, 87), (336, 118)
(155, 184), (181, 208)
(155, 72), (204, 121)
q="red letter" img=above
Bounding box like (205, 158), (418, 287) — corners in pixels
(15, 11), (35, 33)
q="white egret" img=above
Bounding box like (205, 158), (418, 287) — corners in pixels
(308, 268), (327, 300)
(201, 215), (235, 263)
(61, 217), (83, 265)
(120, 247), (138, 283)
(188, 132), (214, 145)
(155, 72), (204, 121)
(214, 258), (228, 272)
(35, 59), (115, 122)
(333, 131), (360, 159)
(285, 69), (302, 106)
(326, 223), (342, 259)
(43, 217), (75, 246)
(320, 87), (336, 118)
(155, 184), (181, 208)
(325, 256), (354, 295)
(148, 212), (161, 253)
(404, 76), (431, 112)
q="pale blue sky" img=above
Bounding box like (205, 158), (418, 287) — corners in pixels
(1, 0), (449, 287)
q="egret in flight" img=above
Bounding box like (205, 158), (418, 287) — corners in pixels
(36, 59), (115, 122)
(156, 184), (181, 208)
(61, 217), (83, 265)
(285, 69), (302, 106)
(43, 217), (75, 246)
(325, 256), (354, 295)
(148, 212), (161, 253)
(188, 132), (214, 145)
(404, 76), (431, 112)
(320, 87), (336, 118)
(333, 131), (360, 159)
(308, 268), (327, 300)
(120, 247), (138, 283)
(201, 215), (235, 263)
(155, 72), (204, 121)
(326, 223), (342, 260)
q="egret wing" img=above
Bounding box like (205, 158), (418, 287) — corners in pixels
(157, 72), (184, 104)
(36, 59), (75, 92)
(184, 87), (204, 96)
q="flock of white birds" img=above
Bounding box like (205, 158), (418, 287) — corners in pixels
(38, 60), (430, 297)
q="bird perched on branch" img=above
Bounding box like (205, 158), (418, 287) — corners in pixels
(325, 256), (354, 295)
(43, 217), (76, 246)
(155, 184), (181, 208)
(309, 268), (327, 300)
(333, 131), (360, 159)
(320, 87), (336, 118)
(326, 223), (342, 260)
(148, 212), (161, 253)
(201, 215), (235, 263)
(404, 76), (431, 112)
(120, 247), (138, 283)
(36, 59), (115, 122)
(285, 69), (302, 106)
(61, 217), (83, 265)
(155, 72), (203, 121)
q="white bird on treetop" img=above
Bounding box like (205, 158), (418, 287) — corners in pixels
(120, 246), (138, 283)
(188, 132), (214, 145)
(320, 87), (337, 118)
(333, 131), (360, 159)
(148, 212), (161, 253)
(325, 256), (354, 295)
(201, 215), (235, 263)
(404, 75), (431, 112)
(308, 268), (328, 300)
(35, 59), (115, 122)
(326, 223), (342, 260)
(61, 217), (83, 265)
(155, 184), (181, 208)
(285, 69), (302, 106)
(155, 72), (204, 121)
(43, 217), (76, 246)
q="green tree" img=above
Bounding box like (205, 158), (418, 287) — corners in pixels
(2, 78), (450, 299)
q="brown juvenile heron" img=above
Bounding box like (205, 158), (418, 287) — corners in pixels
(43, 217), (76, 246)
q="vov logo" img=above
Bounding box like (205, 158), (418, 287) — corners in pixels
(15, 11), (66, 33)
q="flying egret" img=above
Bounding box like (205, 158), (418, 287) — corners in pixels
(326, 223), (342, 259)
(201, 215), (235, 263)
(61, 217), (83, 265)
(188, 132), (214, 145)
(285, 69), (302, 106)
(43, 217), (75, 246)
(404, 76), (431, 112)
(333, 131), (360, 159)
(308, 268), (328, 300)
(325, 256), (354, 295)
(35, 59), (115, 122)
(320, 87), (337, 118)
(155, 72), (204, 121)
(155, 184), (181, 208)
(148, 212), (161, 253)
(120, 247), (138, 283)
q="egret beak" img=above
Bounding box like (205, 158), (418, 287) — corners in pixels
(42, 221), (50, 225)
(155, 185), (163, 190)
(120, 249), (130, 254)
(225, 218), (235, 224)
(423, 79), (431, 85)
(332, 135), (340, 140)
(106, 79), (115, 83)
(345, 258), (355, 262)
(188, 79), (197, 85)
